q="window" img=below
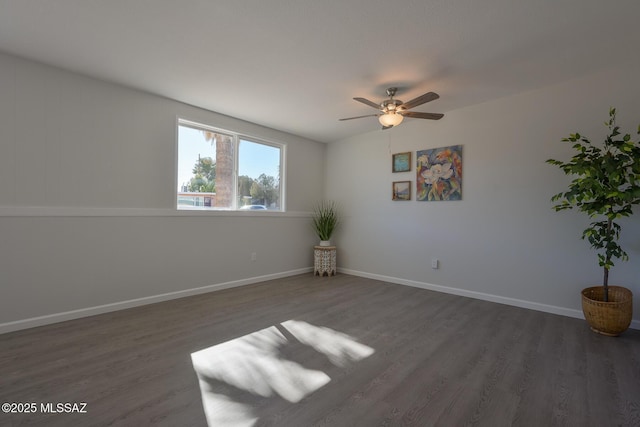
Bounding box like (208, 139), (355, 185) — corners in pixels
(177, 119), (284, 211)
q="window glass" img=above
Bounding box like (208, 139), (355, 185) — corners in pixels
(238, 139), (281, 210)
(177, 120), (283, 211)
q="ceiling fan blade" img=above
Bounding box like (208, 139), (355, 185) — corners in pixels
(381, 125), (393, 130)
(400, 111), (444, 120)
(400, 92), (439, 110)
(353, 97), (382, 110)
(339, 114), (380, 121)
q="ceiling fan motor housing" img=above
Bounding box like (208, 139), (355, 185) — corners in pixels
(381, 87), (403, 112)
(381, 99), (403, 113)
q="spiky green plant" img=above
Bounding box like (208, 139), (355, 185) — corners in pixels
(546, 108), (640, 301)
(312, 201), (340, 241)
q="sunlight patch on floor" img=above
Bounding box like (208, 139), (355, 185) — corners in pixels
(281, 320), (375, 367)
(191, 320), (375, 427)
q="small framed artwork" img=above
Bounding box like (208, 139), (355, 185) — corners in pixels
(392, 181), (411, 201)
(392, 152), (411, 173)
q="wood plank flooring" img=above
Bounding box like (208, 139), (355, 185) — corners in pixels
(1, 274), (639, 426)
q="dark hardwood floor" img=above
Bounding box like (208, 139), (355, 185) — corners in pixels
(1, 274), (639, 426)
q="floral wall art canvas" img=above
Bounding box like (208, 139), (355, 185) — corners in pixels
(416, 145), (463, 201)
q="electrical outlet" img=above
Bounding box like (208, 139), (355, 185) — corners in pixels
(251, 252), (257, 261)
(431, 258), (439, 269)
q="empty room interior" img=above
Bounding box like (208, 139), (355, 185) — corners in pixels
(1, 1), (640, 426)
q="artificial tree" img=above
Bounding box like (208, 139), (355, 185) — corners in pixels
(547, 108), (640, 301)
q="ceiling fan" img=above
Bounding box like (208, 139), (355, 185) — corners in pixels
(339, 87), (444, 129)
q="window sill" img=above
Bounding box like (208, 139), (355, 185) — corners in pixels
(0, 206), (311, 218)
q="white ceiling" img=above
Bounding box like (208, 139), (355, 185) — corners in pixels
(1, 0), (638, 143)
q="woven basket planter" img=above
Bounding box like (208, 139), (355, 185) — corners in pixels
(581, 286), (633, 336)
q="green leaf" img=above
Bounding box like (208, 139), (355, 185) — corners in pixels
(548, 108), (640, 275)
(312, 201), (340, 241)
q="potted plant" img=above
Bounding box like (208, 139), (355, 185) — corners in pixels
(312, 200), (340, 246)
(546, 108), (640, 335)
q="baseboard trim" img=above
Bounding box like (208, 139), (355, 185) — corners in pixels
(4, 268), (637, 334)
(339, 268), (640, 331)
(0, 268), (313, 334)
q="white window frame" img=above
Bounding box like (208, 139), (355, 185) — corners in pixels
(176, 118), (286, 212)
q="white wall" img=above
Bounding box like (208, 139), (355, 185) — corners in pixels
(326, 64), (640, 326)
(0, 53), (325, 331)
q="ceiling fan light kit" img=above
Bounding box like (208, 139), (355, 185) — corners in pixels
(340, 87), (444, 130)
(379, 112), (404, 127)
